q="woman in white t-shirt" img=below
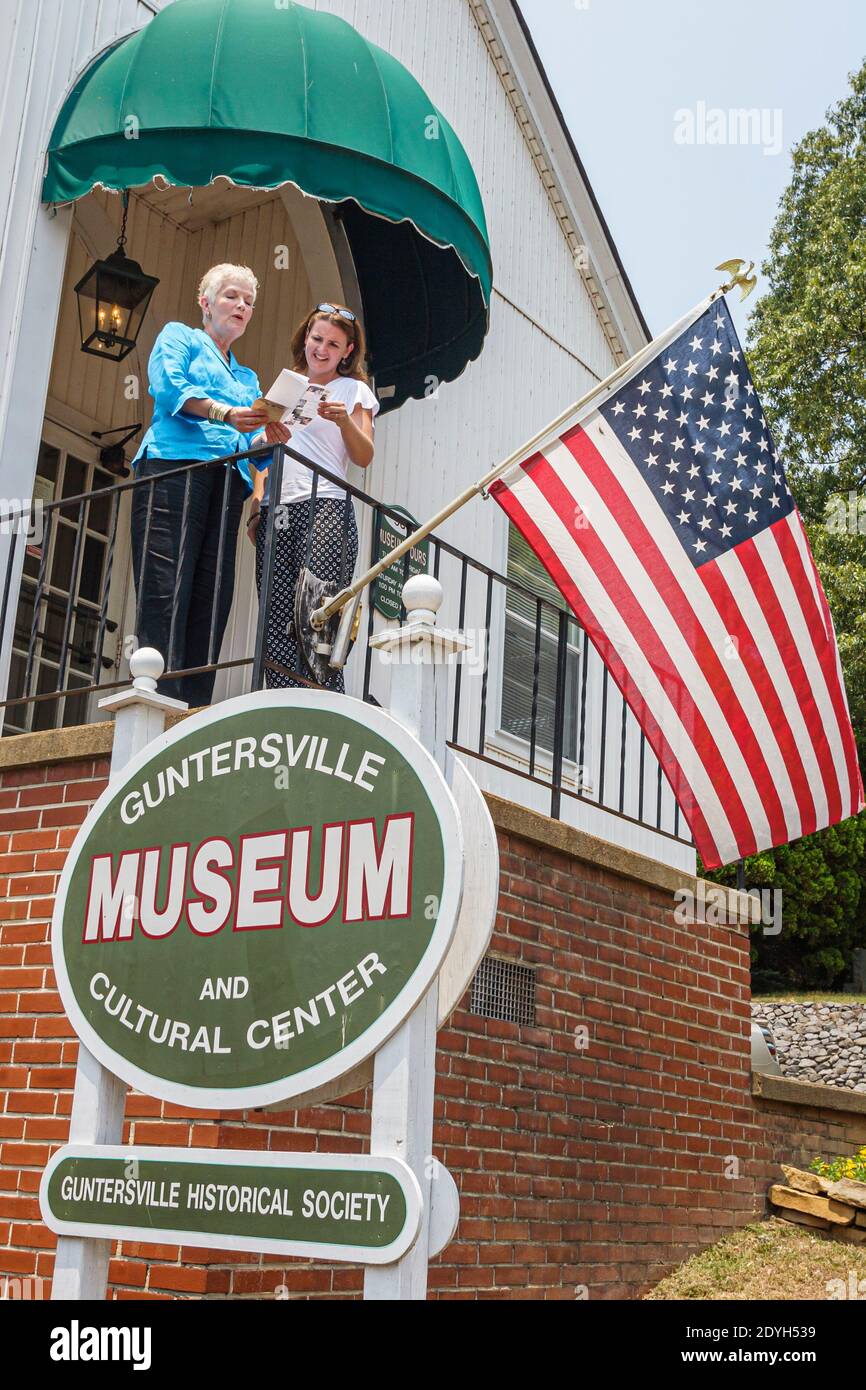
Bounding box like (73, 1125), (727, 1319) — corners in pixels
(247, 303), (378, 690)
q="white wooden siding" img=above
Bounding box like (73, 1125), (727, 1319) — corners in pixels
(0, 0), (693, 871)
(0, 0), (164, 421)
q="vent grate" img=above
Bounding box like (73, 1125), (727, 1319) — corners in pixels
(470, 956), (536, 1027)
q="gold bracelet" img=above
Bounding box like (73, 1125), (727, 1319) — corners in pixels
(208, 402), (232, 424)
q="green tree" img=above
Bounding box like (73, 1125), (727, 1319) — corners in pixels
(705, 60), (866, 990)
(747, 59), (866, 522)
(703, 815), (866, 991)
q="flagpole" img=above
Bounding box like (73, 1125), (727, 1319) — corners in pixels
(312, 274), (742, 629)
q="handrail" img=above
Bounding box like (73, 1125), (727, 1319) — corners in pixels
(0, 445), (692, 848)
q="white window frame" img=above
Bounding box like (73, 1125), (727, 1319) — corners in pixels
(477, 523), (592, 794)
(4, 416), (133, 734)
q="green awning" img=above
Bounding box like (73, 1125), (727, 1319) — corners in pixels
(43, 0), (492, 413)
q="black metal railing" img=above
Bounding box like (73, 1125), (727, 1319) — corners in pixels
(0, 444), (690, 847)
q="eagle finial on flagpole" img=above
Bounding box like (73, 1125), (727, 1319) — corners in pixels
(716, 258), (757, 300)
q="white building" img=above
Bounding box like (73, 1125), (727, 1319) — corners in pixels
(0, 0), (694, 872)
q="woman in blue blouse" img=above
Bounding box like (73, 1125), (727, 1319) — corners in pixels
(130, 263), (289, 706)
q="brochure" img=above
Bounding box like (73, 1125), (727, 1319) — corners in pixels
(253, 369), (331, 429)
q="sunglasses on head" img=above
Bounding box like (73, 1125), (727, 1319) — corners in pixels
(315, 303), (357, 324)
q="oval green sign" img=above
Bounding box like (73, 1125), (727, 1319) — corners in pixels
(52, 691), (463, 1108)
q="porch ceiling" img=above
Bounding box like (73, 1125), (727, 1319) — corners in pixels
(138, 178), (278, 233)
(41, 0), (493, 414)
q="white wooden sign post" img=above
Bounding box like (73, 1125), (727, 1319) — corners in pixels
(365, 576), (470, 1300)
(51, 651), (187, 1300)
(45, 578), (496, 1301)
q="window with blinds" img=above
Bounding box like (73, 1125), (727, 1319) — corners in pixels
(501, 526), (581, 760)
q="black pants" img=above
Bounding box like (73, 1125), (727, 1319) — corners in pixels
(255, 497), (359, 692)
(131, 459), (246, 706)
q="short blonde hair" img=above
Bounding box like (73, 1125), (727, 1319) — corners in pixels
(197, 264), (258, 317)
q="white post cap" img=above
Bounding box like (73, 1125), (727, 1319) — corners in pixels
(129, 647), (165, 694)
(403, 575), (443, 626)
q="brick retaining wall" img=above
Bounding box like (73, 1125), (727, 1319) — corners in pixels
(2, 750), (865, 1299)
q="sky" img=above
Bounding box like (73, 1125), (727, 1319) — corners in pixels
(519, 0), (866, 345)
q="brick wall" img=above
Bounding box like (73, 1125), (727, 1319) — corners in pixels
(2, 754), (865, 1300)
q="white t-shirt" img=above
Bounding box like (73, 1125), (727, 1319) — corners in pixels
(269, 376), (380, 505)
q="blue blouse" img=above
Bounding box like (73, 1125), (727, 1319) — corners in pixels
(133, 322), (268, 494)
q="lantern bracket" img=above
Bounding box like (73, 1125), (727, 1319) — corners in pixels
(91, 422), (141, 477)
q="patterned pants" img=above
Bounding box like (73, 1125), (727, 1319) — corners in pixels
(255, 497), (359, 691)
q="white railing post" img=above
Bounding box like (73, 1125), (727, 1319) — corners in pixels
(364, 577), (470, 1300)
(51, 650), (186, 1301)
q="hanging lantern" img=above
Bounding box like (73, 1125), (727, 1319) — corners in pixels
(74, 192), (159, 361)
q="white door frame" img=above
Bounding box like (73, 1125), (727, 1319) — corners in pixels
(0, 201), (74, 704)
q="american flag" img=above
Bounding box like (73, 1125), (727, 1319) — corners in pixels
(490, 298), (863, 869)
